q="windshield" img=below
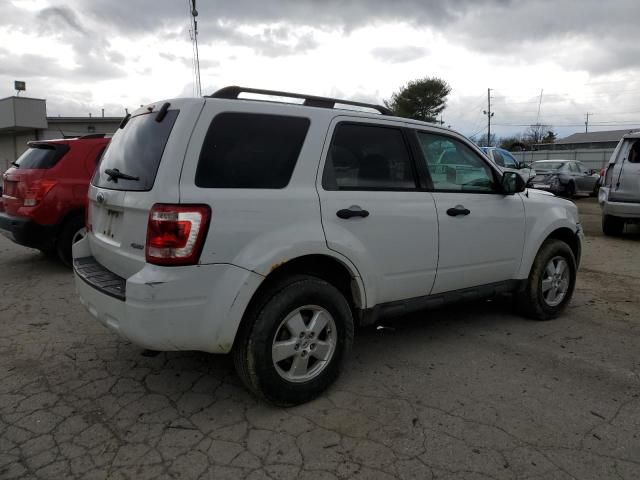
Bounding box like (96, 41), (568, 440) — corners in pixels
(92, 110), (179, 191)
(13, 144), (68, 169)
(533, 161), (567, 171)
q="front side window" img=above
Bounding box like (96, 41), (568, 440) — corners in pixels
(195, 113), (309, 189)
(417, 132), (497, 192)
(322, 123), (417, 190)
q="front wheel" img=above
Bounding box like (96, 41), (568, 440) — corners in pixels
(233, 275), (354, 406)
(517, 239), (577, 320)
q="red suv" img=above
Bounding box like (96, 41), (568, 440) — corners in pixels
(0, 135), (110, 265)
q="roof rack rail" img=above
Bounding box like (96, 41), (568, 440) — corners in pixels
(78, 133), (107, 139)
(208, 86), (393, 116)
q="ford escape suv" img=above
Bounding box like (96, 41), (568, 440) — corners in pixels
(73, 86), (583, 406)
(1, 135), (110, 265)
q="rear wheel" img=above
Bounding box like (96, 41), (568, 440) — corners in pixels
(517, 239), (576, 320)
(233, 274), (354, 406)
(602, 214), (624, 236)
(56, 215), (85, 267)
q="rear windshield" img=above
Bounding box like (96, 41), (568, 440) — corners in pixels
(92, 110), (179, 191)
(14, 144), (69, 169)
(533, 161), (566, 171)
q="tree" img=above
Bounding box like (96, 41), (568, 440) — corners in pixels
(385, 77), (451, 122)
(499, 135), (525, 150)
(477, 132), (497, 147)
(523, 124), (556, 145)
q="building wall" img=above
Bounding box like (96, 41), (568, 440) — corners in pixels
(0, 131), (38, 173)
(44, 120), (120, 139)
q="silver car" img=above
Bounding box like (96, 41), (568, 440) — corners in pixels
(528, 160), (600, 198)
(599, 132), (640, 235)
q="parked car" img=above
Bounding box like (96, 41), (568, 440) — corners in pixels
(0, 135), (110, 265)
(73, 86), (583, 406)
(598, 132), (640, 235)
(480, 147), (535, 183)
(527, 160), (600, 197)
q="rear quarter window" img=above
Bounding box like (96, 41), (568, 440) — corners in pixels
(195, 112), (310, 189)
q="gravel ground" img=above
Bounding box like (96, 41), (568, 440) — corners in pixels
(1, 197), (639, 480)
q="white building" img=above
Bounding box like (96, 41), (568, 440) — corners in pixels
(0, 96), (122, 173)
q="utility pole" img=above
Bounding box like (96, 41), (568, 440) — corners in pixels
(585, 112), (593, 133)
(483, 88), (494, 147)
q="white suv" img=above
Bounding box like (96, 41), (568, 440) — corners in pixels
(73, 86), (583, 405)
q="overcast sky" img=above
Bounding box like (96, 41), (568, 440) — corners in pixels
(2, 0), (640, 139)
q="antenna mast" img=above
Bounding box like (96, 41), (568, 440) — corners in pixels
(188, 0), (202, 97)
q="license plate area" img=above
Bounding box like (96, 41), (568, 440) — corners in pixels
(533, 183), (549, 188)
(95, 207), (123, 243)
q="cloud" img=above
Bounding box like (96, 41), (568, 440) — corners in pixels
(371, 46), (427, 63)
(201, 22), (319, 57)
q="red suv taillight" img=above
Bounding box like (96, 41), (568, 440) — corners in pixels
(23, 179), (57, 206)
(145, 204), (211, 266)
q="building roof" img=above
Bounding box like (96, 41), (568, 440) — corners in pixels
(47, 116), (123, 123)
(556, 128), (640, 145)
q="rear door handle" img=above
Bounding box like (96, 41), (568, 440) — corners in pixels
(446, 205), (471, 217)
(337, 205), (370, 219)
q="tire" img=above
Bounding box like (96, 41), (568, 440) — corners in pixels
(233, 274), (354, 406)
(56, 215), (85, 267)
(517, 239), (577, 321)
(565, 181), (576, 198)
(602, 214), (624, 236)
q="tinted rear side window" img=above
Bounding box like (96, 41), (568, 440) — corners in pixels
(14, 144), (69, 169)
(195, 113), (310, 189)
(93, 110), (179, 191)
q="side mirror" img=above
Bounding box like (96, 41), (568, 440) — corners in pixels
(501, 171), (526, 195)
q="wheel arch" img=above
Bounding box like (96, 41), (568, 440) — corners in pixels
(519, 226), (581, 279)
(231, 254), (365, 350)
(253, 254), (364, 309)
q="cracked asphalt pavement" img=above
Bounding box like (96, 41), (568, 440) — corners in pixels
(1, 198), (639, 479)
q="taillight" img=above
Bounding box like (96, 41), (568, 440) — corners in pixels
(145, 204), (211, 266)
(23, 179), (57, 206)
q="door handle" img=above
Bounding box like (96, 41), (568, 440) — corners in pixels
(337, 205), (370, 219)
(446, 205), (471, 217)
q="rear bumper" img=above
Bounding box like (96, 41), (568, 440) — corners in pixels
(599, 188), (640, 218)
(0, 212), (56, 250)
(602, 201), (640, 219)
(72, 236), (264, 354)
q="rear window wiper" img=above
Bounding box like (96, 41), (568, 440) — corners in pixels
(105, 168), (140, 182)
